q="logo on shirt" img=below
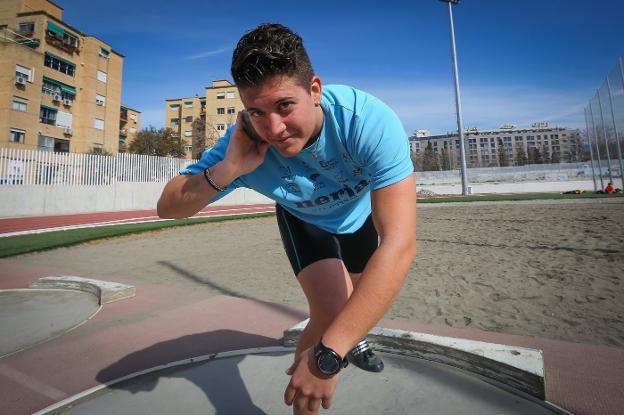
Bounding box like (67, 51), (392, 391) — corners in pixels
(293, 179), (369, 209)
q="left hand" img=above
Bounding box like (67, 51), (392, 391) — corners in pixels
(284, 346), (341, 412)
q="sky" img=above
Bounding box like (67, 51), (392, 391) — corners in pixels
(55, 0), (624, 135)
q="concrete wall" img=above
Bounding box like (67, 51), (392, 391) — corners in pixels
(0, 182), (272, 218)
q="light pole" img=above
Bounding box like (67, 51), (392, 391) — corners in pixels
(439, 0), (469, 195)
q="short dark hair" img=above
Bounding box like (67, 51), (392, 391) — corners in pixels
(231, 23), (315, 89)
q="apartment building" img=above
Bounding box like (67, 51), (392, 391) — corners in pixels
(0, 0), (125, 154)
(119, 104), (140, 152)
(410, 123), (582, 168)
(166, 80), (245, 158)
(165, 95), (206, 158)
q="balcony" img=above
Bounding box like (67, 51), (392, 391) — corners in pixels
(45, 22), (79, 55)
(120, 129), (127, 137)
(0, 26), (40, 49)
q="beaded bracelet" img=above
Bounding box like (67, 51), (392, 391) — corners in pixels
(203, 168), (226, 192)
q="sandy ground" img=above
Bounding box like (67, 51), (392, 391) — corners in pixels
(12, 198), (624, 348)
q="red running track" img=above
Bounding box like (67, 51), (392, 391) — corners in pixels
(0, 203), (276, 236)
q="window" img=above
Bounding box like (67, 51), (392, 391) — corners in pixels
(169, 104), (180, 110)
(184, 131), (192, 137)
(129, 127), (137, 134)
(217, 107), (225, 115)
(216, 124), (225, 131)
(96, 94), (106, 106)
(38, 135), (54, 152)
(226, 91), (235, 99)
(9, 128), (26, 144)
(44, 53), (75, 76)
(184, 145), (193, 152)
(184, 101), (193, 108)
(40, 106), (57, 124)
(12, 97), (28, 112)
(170, 118), (180, 126)
(94, 118), (105, 130)
(185, 116), (193, 123)
(99, 47), (110, 59)
(18, 22), (35, 34)
(97, 70), (107, 83)
(41, 77), (76, 101)
(130, 114), (137, 121)
(63, 32), (78, 48)
(15, 64), (33, 81)
(227, 107), (236, 114)
(216, 92), (225, 99)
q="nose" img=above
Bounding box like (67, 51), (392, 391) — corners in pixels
(267, 113), (286, 138)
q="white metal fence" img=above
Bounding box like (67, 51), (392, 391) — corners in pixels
(0, 148), (197, 186)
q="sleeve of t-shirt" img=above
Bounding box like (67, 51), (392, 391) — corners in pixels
(178, 125), (243, 202)
(350, 97), (414, 190)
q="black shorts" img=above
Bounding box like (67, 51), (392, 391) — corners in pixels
(275, 204), (379, 276)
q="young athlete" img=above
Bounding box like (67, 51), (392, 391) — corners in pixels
(157, 23), (416, 415)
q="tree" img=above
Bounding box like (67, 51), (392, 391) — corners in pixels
(541, 144), (551, 164)
(191, 118), (206, 159)
(528, 147), (543, 164)
(440, 147), (452, 170)
(551, 150), (561, 163)
(514, 143), (528, 166)
(497, 138), (509, 167)
(422, 141), (440, 171)
(128, 126), (185, 158)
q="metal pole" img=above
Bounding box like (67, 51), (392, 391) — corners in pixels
(584, 107), (598, 192)
(589, 101), (605, 190)
(446, 1), (469, 195)
(596, 89), (614, 183)
(606, 76), (624, 189)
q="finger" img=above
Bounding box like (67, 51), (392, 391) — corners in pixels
(308, 397), (321, 412)
(284, 384), (297, 406)
(294, 394), (308, 411)
(322, 397), (332, 410)
(285, 363), (295, 375)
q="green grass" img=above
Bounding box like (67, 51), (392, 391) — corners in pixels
(1, 192), (622, 258)
(0, 212), (274, 258)
(417, 192), (624, 203)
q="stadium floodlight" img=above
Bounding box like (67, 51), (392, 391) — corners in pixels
(439, 0), (469, 195)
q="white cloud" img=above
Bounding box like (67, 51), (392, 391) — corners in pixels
(188, 47), (229, 60)
(358, 81), (590, 135)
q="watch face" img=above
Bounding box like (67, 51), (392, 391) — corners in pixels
(317, 352), (340, 375)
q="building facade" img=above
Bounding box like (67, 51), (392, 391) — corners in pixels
(166, 80), (245, 158)
(1, 0), (126, 154)
(119, 104), (140, 152)
(410, 123), (582, 168)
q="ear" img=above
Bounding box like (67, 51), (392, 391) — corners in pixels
(310, 76), (322, 103)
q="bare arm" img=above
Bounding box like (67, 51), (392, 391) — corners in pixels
(157, 112), (270, 219)
(323, 174), (417, 356)
(157, 161), (238, 219)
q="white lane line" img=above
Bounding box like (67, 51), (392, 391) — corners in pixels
(0, 208), (275, 238)
(0, 363), (68, 400)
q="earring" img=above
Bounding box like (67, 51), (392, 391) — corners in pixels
(314, 102), (320, 107)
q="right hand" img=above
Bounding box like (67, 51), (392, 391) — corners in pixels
(222, 111), (270, 177)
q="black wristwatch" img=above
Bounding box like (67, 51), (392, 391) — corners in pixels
(314, 339), (348, 376)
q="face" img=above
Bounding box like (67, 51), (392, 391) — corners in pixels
(239, 75), (323, 157)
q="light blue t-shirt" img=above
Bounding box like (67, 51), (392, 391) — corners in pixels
(181, 85), (413, 234)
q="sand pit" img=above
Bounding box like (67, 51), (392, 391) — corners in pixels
(14, 198), (624, 348)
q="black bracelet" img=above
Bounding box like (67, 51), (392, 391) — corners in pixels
(203, 168), (226, 192)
